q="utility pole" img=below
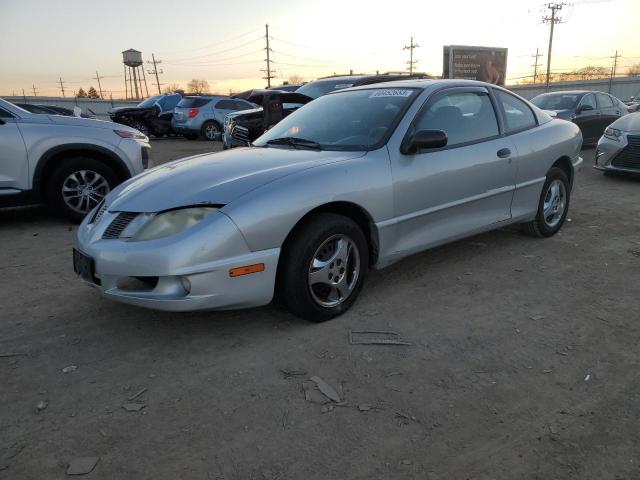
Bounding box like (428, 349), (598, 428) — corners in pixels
(542, 2), (566, 92)
(93, 71), (104, 99)
(146, 54), (163, 94)
(608, 50), (621, 93)
(403, 36), (419, 74)
(261, 24), (275, 88)
(531, 48), (543, 84)
(58, 77), (66, 97)
(31, 84), (38, 97)
(22, 88), (27, 103)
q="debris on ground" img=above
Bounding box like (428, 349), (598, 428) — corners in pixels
(127, 388), (147, 401)
(584, 373), (591, 382)
(121, 403), (145, 412)
(385, 372), (403, 377)
(358, 404), (373, 412)
(349, 330), (411, 346)
(628, 249), (640, 257)
(320, 405), (335, 414)
(279, 369), (307, 379)
(36, 400), (48, 412)
(62, 365), (77, 374)
(529, 315), (545, 321)
(0, 352), (27, 358)
(66, 457), (100, 475)
(395, 411), (419, 425)
(310, 376), (341, 402)
(302, 381), (331, 404)
(401, 459), (412, 465)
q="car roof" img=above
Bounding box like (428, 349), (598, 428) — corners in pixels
(343, 78), (503, 92)
(536, 90), (610, 96)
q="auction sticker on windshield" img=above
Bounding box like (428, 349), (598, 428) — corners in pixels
(369, 89), (413, 98)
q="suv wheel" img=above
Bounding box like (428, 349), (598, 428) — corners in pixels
(201, 121), (221, 141)
(278, 213), (368, 322)
(47, 157), (120, 223)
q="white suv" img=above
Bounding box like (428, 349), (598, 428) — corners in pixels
(0, 98), (150, 222)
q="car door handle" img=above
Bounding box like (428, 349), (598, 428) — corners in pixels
(497, 148), (511, 159)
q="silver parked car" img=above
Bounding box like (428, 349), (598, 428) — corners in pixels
(171, 96), (256, 141)
(0, 98), (149, 222)
(74, 80), (583, 321)
(594, 112), (640, 173)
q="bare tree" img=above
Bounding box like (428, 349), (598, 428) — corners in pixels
(162, 83), (182, 94)
(87, 86), (100, 99)
(627, 64), (640, 77)
(287, 74), (305, 84)
(187, 79), (210, 94)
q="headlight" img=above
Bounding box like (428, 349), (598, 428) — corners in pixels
(604, 127), (622, 141)
(115, 129), (148, 141)
(130, 207), (218, 242)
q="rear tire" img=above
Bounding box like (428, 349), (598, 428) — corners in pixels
(201, 121), (221, 141)
(278, 213), (368, 322)
(46, 157), (120, 223)
(521, 166), (570, 237)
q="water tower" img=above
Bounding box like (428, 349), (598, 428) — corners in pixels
(122, 49), (149, 100)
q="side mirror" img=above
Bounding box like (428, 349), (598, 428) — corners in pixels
(403, 129), (448, 154)
(578, 104), (594, 113)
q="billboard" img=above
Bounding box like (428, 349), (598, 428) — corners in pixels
(443, 45), (508, 86)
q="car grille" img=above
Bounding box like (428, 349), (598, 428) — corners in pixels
(102, 212), (138, 239)
(90, 201), (108, 224)
(231, 124), (249, 143)
(611, 135), (640, 170)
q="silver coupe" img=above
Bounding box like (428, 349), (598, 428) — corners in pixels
(74, 80), (583, 321)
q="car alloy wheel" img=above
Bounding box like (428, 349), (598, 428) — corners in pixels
(204, 123), (220, 140)
(542, 179), (566, 228)
(308, 234), (361, 308)
(62, 170), (110, 214)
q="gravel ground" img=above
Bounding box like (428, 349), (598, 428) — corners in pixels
(1, 140), (639, 479)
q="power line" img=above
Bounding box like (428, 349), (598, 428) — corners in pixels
(93, 71), (104, 99)
(403, 36), (419, 74)
(158, 27), (263, 55)
(146, 53), (163, 95)
(542, 2), (567, 91)
(609, 50), (621, 92)
(164, 36), (263, 62)
(57, 77), (66, 97)
(531, 48), (543, 84)
(261, 24), (275, 88)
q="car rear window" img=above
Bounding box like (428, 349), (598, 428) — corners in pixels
(177, 98), (211, 108)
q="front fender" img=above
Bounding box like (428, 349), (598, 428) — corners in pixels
(221, 148), (393, 252)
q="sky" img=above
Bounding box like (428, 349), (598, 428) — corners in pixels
(0, 0), (639, 98)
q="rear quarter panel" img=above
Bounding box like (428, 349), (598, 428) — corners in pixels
(510, 118), (582, 221)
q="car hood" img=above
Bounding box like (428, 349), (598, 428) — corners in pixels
(610, 112), (640, 133)
(46, 114), (127, 130)
(107, 147), (365, 212)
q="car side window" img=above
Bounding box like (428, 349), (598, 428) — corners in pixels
(215, 99), (235, 110)
(495, 90), (537, 133)
(163, 95), (181, 110)
(596, 93), (613, 108)
(580, 94), (596, 109)
(234, 100), (253, 110)
(0, 107), (14, 118)
(414, 91), (499, 147)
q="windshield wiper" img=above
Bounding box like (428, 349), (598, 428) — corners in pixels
(265, 137), (322, 150)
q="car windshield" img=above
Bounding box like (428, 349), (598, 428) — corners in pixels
(137, 95), (162, 108)
(531, 93), (580, 110)
(253, 87), (419, 151)
(295, 79), (360, 99)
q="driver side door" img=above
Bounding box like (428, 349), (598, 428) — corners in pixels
(389, 87), (517, 256)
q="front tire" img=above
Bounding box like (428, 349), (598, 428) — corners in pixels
(46, 157), (120, 223)
(522, 166), (570, 237)
(278, 213), (368, 322)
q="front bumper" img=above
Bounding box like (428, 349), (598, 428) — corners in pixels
(593, 133), (640, 173)
(75, 209), (279, 311)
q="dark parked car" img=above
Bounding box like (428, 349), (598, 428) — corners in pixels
(108, 93), (182, 137)
(223, 73), (431, 148)
(268, 83), (302, 92)
(223, 90), (313, 149)
(15, 103), (97, 118)
(531, 90), (627, 145)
